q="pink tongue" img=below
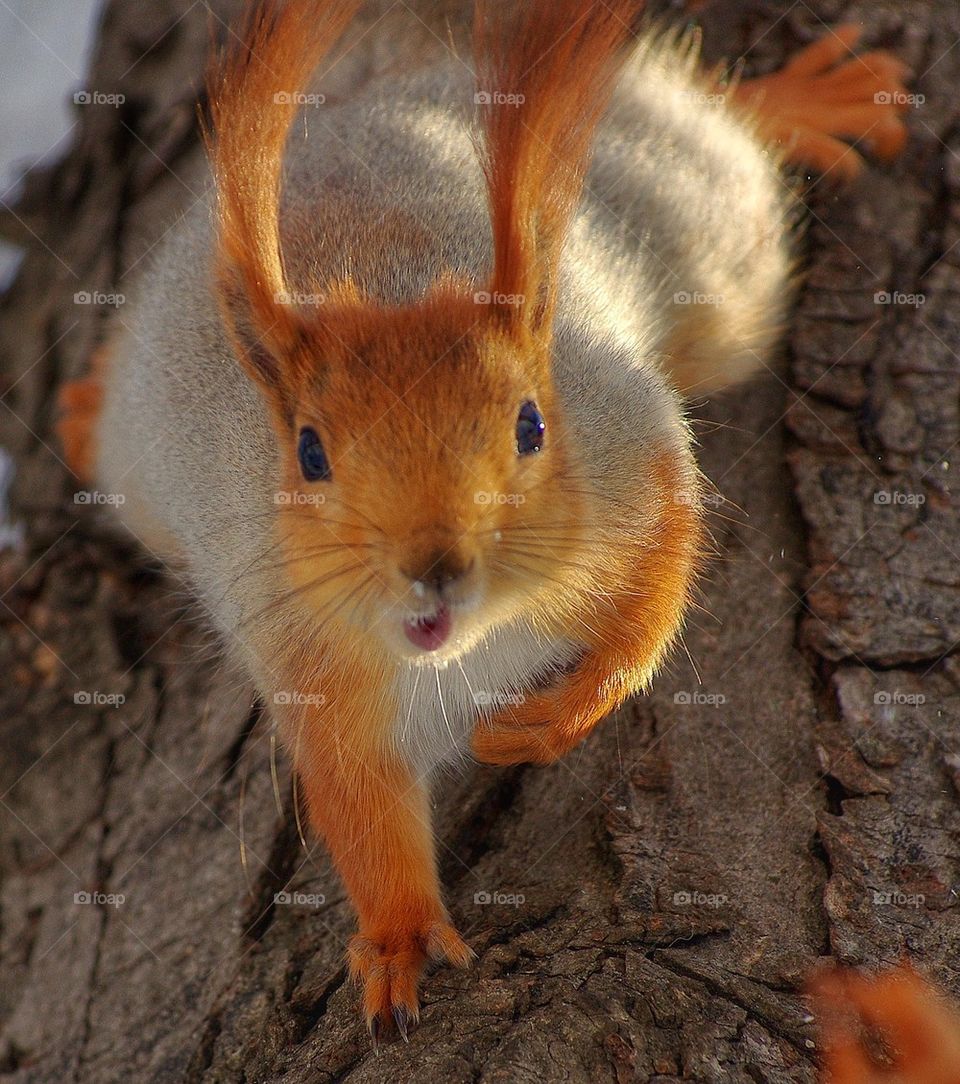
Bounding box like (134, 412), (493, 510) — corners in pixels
(404, 606), (452, 651)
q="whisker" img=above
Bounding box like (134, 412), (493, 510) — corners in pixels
(402, 665), (423, 746)
(239, 561), (363, 630)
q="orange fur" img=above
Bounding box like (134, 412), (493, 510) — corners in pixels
(728, 25), (911, 181)
(56, 343), (110, 481)
(810, 966), (960, 1083)
(73, 0), (910, 1046)
(263, 639), (471, 1030)
(206, 0), (690, 1038)
(473, 452), (704, 765)
(265, 288), (585, 651)
(204, 0), (361, 400)
(474, 0), (640, 337)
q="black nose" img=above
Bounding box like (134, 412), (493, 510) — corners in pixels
(403, 550), (475, 592)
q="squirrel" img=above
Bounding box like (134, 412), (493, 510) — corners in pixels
(810, 966), (960, 1083)
(56, 0), (910, 1040)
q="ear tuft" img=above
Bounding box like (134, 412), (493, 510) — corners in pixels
(474, 1), (643, 338)
(203, 0), (361, 398)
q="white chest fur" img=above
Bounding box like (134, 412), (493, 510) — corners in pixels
(391, 622), (580, 773)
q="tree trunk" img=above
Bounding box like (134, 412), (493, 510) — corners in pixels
(1, 1), (958, 1081)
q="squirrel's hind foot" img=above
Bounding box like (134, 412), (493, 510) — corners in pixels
(56, 343), (110, 481)
(730, 25), (912, 181)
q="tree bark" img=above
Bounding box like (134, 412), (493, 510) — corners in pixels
(1, 1), (958, 1081)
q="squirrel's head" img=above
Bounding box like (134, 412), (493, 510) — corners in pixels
(258, 289), (587, 660)
(206, 0), (660, 661)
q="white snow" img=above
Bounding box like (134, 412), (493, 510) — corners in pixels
(0, 0), (105, 289)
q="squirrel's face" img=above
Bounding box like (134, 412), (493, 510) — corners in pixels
(269, 301), (589, 663)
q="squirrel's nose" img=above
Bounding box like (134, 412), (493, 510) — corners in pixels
(402, 549), (475, 595)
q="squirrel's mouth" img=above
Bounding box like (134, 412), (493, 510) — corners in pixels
(403, 605), (452, 652)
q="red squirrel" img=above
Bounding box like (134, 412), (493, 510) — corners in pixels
(57, 0), (909, 1039)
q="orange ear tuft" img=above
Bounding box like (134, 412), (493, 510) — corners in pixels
(473, 0), (642, 337)
(203, 0), (361, 398)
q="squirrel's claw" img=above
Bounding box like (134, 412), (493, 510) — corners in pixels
(349, 921), (472, 1044)
(728, 24), (913, 180)
(392, 1004), (411, 1043)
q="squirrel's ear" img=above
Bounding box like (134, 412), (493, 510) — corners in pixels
(203, 0), (360, 414)
(474, 0), (640, 341)
(214, 264), (302, 423)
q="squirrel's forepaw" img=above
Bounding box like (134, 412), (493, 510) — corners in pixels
(348, 920), (472, 1044)
(472, 718), (561, 765)
(734, 25), (912, 181)
(472, 692), (580, 766)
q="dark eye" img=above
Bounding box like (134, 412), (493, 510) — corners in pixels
(297, 426), (332, 481)
(516, 400), (545, 456)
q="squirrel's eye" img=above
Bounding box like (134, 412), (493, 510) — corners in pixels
(297, 426), (332, 481)
(516, 400), (545, 456)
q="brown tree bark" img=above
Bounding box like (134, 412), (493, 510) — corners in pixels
(1, 2), (958, 1081)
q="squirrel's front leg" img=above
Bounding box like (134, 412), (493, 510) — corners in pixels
(471, 649), (629, 767)
(472, 554), (695, 766)
(474, 457), (702, 767)
(275, 673), (471, 1038)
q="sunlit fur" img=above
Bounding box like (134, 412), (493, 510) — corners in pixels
(65, 0), (913, 1034)
(202, 0), (670, 679)
(474, 2), (638, 334)
(268, 286), (588, 664)
(85, 0), (833, 1032)
(203, 0), (362, 394)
